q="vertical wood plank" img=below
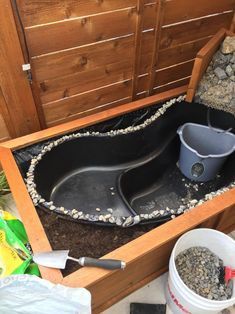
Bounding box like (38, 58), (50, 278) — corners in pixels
(11, 0), (47, 129)
(0, 0), (41, 137)
(132, 0), (145, 99)
(230, 12), (235, 32)
(0, 87), (16, 138)
(148, 0), (165, 95)
(186, 28), (228, 102)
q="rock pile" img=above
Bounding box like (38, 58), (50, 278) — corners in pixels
(176, 246), (233, 301)
(195, 36), (235, 115)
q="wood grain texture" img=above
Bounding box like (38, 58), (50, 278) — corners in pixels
(0, 0), (41, 136)
(0, 87), (16, 139)
(148, 0), (165, 95)
(163, 0), (235, 26)
(231, 12), (235, 32)
(40, 60), (133, 104)
(153, 76), (191, 94)
(1, 86), (188, 150)
(0, 114), (11, 143)
(157, 36), (212, 69)
(132, 0), (145, 98)
(138, 30), (155, 75)
(143, 2), (157, 30)
(43, 80), (132, 125)
(9, 1), (235, 131)
(32, 35), (134, 81)
(137, 74), (149, 93)
(154, 59), (194, 87)
(160, 12), (234, 50)
(46, 97), (132, 127)
(17, 0), (137, 27)
(25, 8), (137, 56)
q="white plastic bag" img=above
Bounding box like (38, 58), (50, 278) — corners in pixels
(0, 275), (91, 314)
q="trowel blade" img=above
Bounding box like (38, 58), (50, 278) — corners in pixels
(33, 250), (70, 269)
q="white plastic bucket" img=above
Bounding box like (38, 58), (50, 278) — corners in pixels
(165, 229), (235, 314)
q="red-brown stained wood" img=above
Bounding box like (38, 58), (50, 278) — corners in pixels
(0, 94), (234, 311)
(153, 77), (191, 94)
(154, 59), (194, 87)
(40, 60), (133, 104)
(143, 2), (157, 30)
(0, 146), (63, 283)
(2, 90), (234, 310)
(157, 36), (212, 69)
(17, 0), (137, 27)
(0, 87), (16, 139)
(137, 30), (155, 76)
(131, 0), (145, 99)
(160, 12), (234, 50)
(0, 114), (11, 143)
(5, 1), (235, 135)
(2, 86), (188, 150)
(141, 30), (155, 55)
(148, 0), (165, 95)
(137, 74), (149, 93)
(163, 0), (235, 26)
(186, 28), (235, 102)
(25, 8), (137, 56)
(46, 97), (132, 127)
(43, 80), (132, 125)
(0, 0), (41, 136)
(32, 35), (135, 82)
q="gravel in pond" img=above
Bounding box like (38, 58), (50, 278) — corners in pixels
(175, 247), (233, 300)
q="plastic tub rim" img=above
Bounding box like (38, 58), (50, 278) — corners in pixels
(177, 123), (235, 159)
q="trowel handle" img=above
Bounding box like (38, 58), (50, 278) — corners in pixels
(78, 257), (126, 270)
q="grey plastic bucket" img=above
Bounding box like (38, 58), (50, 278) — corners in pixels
(177, 123), (235, 182)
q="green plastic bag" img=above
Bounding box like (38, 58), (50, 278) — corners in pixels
(0, 210), (40, 277)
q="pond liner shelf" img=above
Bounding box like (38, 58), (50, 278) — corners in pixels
(0, 86), (235, 313)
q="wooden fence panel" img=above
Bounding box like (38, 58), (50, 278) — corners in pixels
(32, 36), (134, 82)
(25, 9), (137, 57)
(17, 0), (137, 27)
(43, 80), (132, 126)
(160, 12), (233, 50)
(0, 0), (41, 138)
(163, 0), (235, 26)
(3, 0), (234, 129)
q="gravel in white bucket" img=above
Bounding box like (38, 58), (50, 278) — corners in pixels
(175, 246), (233, 300)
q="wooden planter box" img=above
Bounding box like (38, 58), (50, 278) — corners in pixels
(0, 86), (235, 313)
(186, 28), (235, 102)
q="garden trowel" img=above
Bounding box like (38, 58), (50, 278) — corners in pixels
(33, 250), (126, 270)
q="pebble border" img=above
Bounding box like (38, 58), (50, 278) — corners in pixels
(25, 95), (235, 227)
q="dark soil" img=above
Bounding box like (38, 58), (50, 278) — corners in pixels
(36, 208), (157, 276)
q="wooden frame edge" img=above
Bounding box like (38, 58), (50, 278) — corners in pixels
(0, 88), (234, 311)
(1, 85), (188, 150)
(0, 146), (63, 283)
(186, 28), (235, 102)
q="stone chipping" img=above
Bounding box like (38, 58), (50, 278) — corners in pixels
(24, 94), (235, 227)
(195, 36), (235, 115)
(176, 247), (233, 301)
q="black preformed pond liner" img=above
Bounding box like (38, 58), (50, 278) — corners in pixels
(14, 99), (235, 227)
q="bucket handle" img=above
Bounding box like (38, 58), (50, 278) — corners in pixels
(207, 109), (233, 134)
(177, 125), (183, 135)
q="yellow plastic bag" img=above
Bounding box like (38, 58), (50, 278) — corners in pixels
(0, 210), (39, 277)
